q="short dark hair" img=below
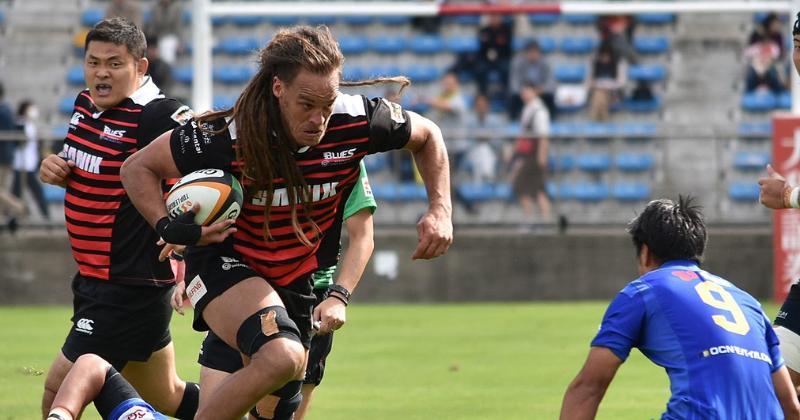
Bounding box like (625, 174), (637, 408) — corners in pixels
(525, 39), (540, 52)
(627, 196), (707, 264)
(85, 17), (147, 60)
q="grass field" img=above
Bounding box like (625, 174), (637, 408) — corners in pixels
(0, 302), (781, 419)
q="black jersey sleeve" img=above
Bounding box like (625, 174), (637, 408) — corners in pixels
(169, 117), (235, 175)
(139, 99), (193, 147)
(365, 97), (412, 154)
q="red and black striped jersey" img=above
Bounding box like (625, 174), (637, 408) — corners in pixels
(170, 93), (411, 286)
(61, 76), (192, 285)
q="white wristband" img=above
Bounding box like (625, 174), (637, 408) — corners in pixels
(791, 187), (800, 209)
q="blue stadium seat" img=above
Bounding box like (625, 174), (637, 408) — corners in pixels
(367, 64), (402, 78)
(733, 151), (770, 170)
(409, 35), (444, 55)
(556, 101), (586, 113)
(545, 181), (558, 198)
(59, 97), (75, 115)
(571, 182), (609, 202)
(269, 16), (300, 26)
(370, 35), (406, 54)
(633, 36), (670, 55)
(182, 10), (192, 23)
(528, 13), (559, 25)
(403, 97), (430, 114)
(82, 9), (104, 27)
(43, 184), (66, 204)
(67, 66), (84, 86)
(494, 183), (513, 201)
(218, 36), (260, 55)
(549, 122), (580, 137)
(213, 94), (237, 110)
(342, 15), (373, 26)
(448, 15), (481, 26)
(777, 91), (792, 110)
(0, 10), (5, 26)
(728, 182), (760, 201)
(363, 154), (389, 173)
(52, 124), (69, 140)
(513, 36), (556, 53)
(210, 15), (228, 26)
(738, 121), (772, 138)
(396, 182), (427, 201)
(741, 92), (777, 112)
(549, 154), (575, 172)
(616, 153), (654, 172)
(229, 15), (263, 26)
(174, 66), (193, 84)
(405, 65), (441, 84)
(637, 13), (676, 25)
(581, 122), (616, 138)
(623, 97), (662, 113)
(371, 183), (398, 201)
(307, 16), (338, 25)
(378, 15), (411, 25)
(560, 36), (597, 55)
(458, 183), (495, 204)
(213, 66), (255, 84)
(554, 65), (587, 83)
(564, 14), (597, 25)
(576, 153), (611, 172)
(338, 36), (369, 55)
(342, 66), (365, 81)
(446, 36), (479, 54)
(620, 122), (657, 138)
(628, 64), (667, 82)
(612, 182), (651, 201)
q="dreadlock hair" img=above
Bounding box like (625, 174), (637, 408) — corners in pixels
(627, 195), (707, 265)
(199, 25), (409, 246)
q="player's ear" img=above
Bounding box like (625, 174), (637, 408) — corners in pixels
(273, 76), (283, 98)
(137, 57), (149, 77)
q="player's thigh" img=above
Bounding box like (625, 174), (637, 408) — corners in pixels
(121, 341), (182, 395)
(202, 276), (284, 349)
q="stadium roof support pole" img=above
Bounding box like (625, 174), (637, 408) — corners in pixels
(191, 0), (213, 113)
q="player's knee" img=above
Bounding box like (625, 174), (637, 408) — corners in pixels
(250, 338), (305, 383)
(236, 305), (303, 369)
(250, 380), (303, 420)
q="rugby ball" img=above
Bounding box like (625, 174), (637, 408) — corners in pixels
(165, 169), (243, 226)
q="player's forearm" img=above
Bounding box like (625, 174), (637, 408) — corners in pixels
(121, 152), (171, 228)
(335, 214), (375, 294)
(559, 381), (605, 420)
(773, 367), (800, 419)
(411, 123), (452, 218)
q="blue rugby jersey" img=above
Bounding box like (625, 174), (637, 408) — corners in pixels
(592, 260), (783, 419)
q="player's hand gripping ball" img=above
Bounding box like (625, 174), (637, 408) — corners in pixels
(165, 169), (244, 225)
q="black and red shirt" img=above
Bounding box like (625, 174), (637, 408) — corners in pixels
(170, 93), (411, 286)
(62, 76), (192, 285)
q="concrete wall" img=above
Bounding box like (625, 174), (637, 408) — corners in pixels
(0, 228), (774, 305)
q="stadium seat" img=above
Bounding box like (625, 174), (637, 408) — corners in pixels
(405, 65), (441, 84)
(338, 36), (369, 55)
(0, 10), (5, 26)
(620, 122), (658, 138)
(369, 35), (406, 54)
(307, 16), (338, 25)
(67, 66), (85, 86)
(269, 16), (300, 26)
(59, 97), (75, 115)
(494, 183), (513, 201)
(628, 64), (667, 82)
(397, 183), (427, 201)
(367, 64), (402, 78)
(210, 15), (228, 27)
(448, 15), (481, 26)
(738, 121), (772, 138)
(741, 92), (777, 112)
(213, 94), (237, 110)
(554, 65), (587, 83)
(52, 124), (69, 140)
(633, 36), (671, 55)
(733, 151), (771, 170)
(728, 182), (760, 201)
(616, 153), (655, 172)
(571, 182), (609, 202)
(182, 10), (192, 23)
(43, 184), (66, 203)
(446, 36), (479, 54)
(564, 14), (597, 25)
(777, 91), (792, 110)
(623, 97), (662, 113)
(549, 154), (576, 172)
(612, 182), (651, 201)
(513, 36), (556, 53)
(549, 122), (579, 138)
(363, 154), (389, 173)
(582, 122), (616, 138)
(576, 153), (611, 172)
(213, 66), (255, 84)
(218, 36), (260, 55)
(229, 15), (263, 26)
(637, 13), (676, 25)
(371, 183), (398, 201)
(457, 183), (495, 204)
(378, 15), (411, 25)
(528, 13), (559, 25)
(341, 15), (373, 26)
(81, 9), (104, 27)
(560, 36), (597, 55)
(342, 66), (365, 81)
(409, 35), (444, 55)
(173, 66), (193, 84)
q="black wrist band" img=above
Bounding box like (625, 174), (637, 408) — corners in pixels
(328, 284), (351, 300)
(156, 216), (171, 236)
(327, 293), (349, 306)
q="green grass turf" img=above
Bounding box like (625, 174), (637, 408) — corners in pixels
(0, 302), (781, 419)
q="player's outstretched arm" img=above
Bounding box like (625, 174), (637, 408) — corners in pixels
(560, 347), (623, 420)
(314, 208), (374, 335)
(759, 164), (793, 209)
(773, 366), (800, 420)
(404, 111), (453, 260)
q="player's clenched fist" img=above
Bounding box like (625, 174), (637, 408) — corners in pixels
(39, 154), (74, 188)
(412, 209), (453, 260)
(759, 164), (790, 209)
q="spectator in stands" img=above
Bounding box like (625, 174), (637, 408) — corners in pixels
(509, 39), (556, 121)
(475, 13), (514, 99)
(464, 94), (503, 183)
(510, 83), (551, 221)
(13, 100), (49, 220)
(427, 72), (469, 170)
(750, 13), (785, 60)
(146, 35), (174, 96)
(145, 0), (183, 65)
(744, 36), (786, 94)
(0, 83), (24, 232)
(105, 0), (142, 29)
(587, 41), (627, 121)
(598, 15), (637, 64)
